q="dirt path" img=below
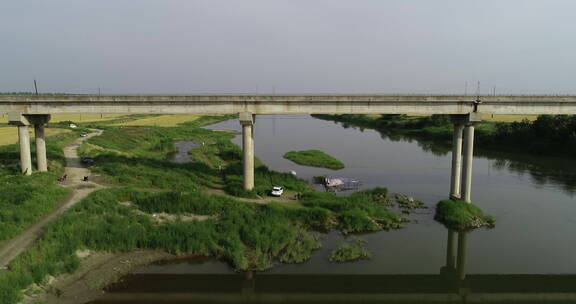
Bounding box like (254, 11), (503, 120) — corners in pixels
(205, 188), (300, 204)
(0, 129), (105, 269)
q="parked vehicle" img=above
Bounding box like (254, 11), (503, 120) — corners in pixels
(81, 157), (94, 164)
(80, 133), (88, 137)
(271, 186), (284, 197)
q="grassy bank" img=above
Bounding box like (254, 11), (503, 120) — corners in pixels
(434, 200), (495, 230)
(0, 130), (83, 243)
(284, 150), (345, 170)
(0, 114), (423, 304)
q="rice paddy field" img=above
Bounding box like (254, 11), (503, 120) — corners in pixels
(0, 127), (72, 146)
(110, 114), (201, 127)
(0, 114), (202, 146)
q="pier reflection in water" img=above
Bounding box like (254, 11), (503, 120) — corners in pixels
(90, 229), (576, 304)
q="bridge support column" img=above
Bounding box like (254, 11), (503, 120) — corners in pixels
(450, 113), (480, 203)
(240, 112), (255, 191)
(9, 114), (51, 175)
(18, 125), (33, 175)
(449, 117), (465, 200)
(9, 113), (33, 175)
(34, 124), (47, 172)
(461, 123), (475, 203)
(28, 115), (51, 172)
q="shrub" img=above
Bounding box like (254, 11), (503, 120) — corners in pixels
(434, 199), (495, 230)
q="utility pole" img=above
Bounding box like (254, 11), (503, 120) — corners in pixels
(476, 81), (481, 97)
(33, 79), (38, 95)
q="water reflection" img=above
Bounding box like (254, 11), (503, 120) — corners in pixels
(336, 120), (576, 196)
(91, 229), (576, 303)
(168, 141), (198, 163)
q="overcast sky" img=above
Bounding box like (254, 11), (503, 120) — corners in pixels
(1, 0), (575, 94)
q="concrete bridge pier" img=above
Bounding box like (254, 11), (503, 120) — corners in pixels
(240, 112), (255, 191)
(9, 113), (33, 175)
(461, 123), (476, 203)
(17, 125), (33, 175)
(449, 116), (465, 200)
(449, 113), (481, 203)
(8, 113), (51, 174)
(28, 115), (51, 172)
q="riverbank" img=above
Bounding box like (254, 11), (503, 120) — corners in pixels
(313, 114), (576, 157)
(0, 114), (425, 304)
(21, 250), (176, 304)
(0, 129), (105, 268)
(0, 127), (92, 245)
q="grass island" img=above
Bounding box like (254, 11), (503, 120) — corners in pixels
(283, 150), (345, 170)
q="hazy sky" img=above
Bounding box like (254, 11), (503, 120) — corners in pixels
(1, 0), (575, 94)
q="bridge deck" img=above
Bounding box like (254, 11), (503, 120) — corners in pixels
(1, 95), (576, 115)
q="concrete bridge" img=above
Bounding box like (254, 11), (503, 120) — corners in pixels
(3, 94), (576, 203)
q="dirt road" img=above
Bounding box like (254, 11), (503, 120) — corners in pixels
(0, 129), (104, 268)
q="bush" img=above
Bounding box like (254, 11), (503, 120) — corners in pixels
(329, 238), (371, 262)
(434, 199), (495, 230)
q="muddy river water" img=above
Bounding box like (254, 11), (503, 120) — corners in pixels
(91, 115), (576, 303)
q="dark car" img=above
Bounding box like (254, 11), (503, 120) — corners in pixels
(81, 157), (94, 165)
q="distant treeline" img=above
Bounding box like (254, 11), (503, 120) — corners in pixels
(313, 114), (576, 156)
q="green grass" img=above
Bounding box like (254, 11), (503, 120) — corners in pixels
(434, 199), (495, 230)
(283, 150), (345, 170)
(329, 238), (371, 263)
(223, 162), (312, 198)
(0, 114), (421, 304)
(0, 130), (82, 243)
(300, 188), (407, 234)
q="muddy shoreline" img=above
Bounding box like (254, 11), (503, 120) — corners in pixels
(21, 250), (179, 304)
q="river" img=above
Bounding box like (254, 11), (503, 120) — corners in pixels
(91, 115), (576, 303)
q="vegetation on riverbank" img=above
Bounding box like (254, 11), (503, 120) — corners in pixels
(301, 188), (408, 234)
(434, 199), (495, 230)
(0, 114), (423, 304)
(329, 238), (371, 262)
(284, 149), (345, 170)
(313, 114), (576, 157)
(0, 130), (83, 243)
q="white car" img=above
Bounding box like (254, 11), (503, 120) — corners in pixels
(271, 186), (284, 197)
